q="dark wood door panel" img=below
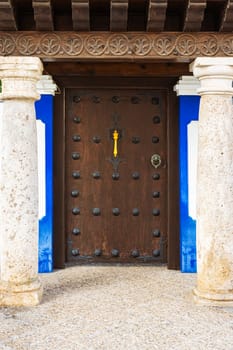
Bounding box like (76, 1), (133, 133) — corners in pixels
(65, 88), (167, 262)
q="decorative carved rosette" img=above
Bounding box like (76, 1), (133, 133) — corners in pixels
(221, 35), (233, 56)
(17, 35), (38, 55)
(85, 35), (106, 56)
(62, 34), (83, 55)
(131, 35), (152, 56)
(175, 35), (196, 56)
(40, 33), (61, 55)
(0, 34), (15, 55)
(108, 34), (129, 56)
(197, 34), (219, 56)
(153, 35), (176, 56)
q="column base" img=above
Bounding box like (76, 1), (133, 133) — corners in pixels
(193, 287), (233, 307)
(0, 279), (43, 307)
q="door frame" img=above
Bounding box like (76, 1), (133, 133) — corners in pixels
(53, 75), (179, 269)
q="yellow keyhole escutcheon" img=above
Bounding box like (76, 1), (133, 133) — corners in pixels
(113, 129), (119, 158)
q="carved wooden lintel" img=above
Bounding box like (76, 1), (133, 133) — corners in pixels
(0, 32), (232, 60)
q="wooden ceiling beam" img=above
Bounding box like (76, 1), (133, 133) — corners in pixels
(147, 0), (168, 32)
(183, 0), (207, 32)
(110, 0), (128, 31)
(220, 0), (233, 32)
(32, 0), (54, 31)
(71, 0), (90, 31)
(0, 0), (17, 30)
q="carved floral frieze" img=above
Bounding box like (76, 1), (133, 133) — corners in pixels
(0, 32), (232, 59)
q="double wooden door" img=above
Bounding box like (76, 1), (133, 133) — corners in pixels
(65, 88), (167, 263)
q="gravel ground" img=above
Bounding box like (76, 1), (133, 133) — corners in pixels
(0, 265), (233, 350)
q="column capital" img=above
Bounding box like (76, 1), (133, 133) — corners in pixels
(37, 75), (57, 96)
(173, 75), (200, 96)
(190, 57), (233, 96)
(0, 56), (43, 100)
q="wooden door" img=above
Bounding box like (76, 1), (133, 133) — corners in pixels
(65, 88), (167, 263)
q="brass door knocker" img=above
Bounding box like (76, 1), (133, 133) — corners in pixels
(151, 154), (161, 169)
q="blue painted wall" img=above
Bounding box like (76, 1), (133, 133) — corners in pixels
(35, 95), (53, 273)
(179, 96), (200, 272)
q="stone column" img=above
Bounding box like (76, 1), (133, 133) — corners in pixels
(0, 57), (43, 306)
(191, 58), (233, 305)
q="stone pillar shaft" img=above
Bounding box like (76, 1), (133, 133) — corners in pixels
(0, 57), (43, 306)
(191, 57), (233, 305)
